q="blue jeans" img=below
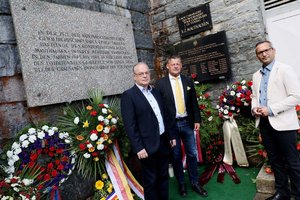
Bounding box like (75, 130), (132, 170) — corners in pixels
(171, 119), (199, 185)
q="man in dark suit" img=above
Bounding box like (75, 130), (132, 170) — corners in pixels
(156, 55), (208, 198)
(121, 62), (175, 200)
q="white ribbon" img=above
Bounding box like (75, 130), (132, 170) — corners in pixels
(222, 118), (249, 167)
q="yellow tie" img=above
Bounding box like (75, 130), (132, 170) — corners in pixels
(174, 77), (185, 114)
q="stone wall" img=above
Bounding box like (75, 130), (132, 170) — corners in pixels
(149, 0), (266, 95)
(0, 0), (153, 149)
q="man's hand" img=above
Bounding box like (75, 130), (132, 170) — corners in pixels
(170, 139), (176, 147)
(258, 106), (269, 117)
(252, 107), (262, 117)
(137, 149), (148, 159)
(194, 123), (200, 131)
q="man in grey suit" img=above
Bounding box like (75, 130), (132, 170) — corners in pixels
(252, 41), (300, 200)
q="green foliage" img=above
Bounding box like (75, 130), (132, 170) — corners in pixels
(194, 83), (222, 147)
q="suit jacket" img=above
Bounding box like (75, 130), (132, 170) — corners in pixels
(251, 60), (300, 130)
(121, 85), (175, 155)
(155, 74), (201, 128)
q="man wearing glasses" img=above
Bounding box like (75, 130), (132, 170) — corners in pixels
(121, 62), (175, 200)
(251, 41), (300, 200)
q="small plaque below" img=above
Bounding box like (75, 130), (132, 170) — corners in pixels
(175, 31), (231, 82)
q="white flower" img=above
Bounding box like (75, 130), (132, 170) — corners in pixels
(223, 98), (227, 103)
(244, 102), (249, 106)
(74, 117), (80, 124)
(28, 128), (36, 134)
(28, 135), (37, 143)
(230, 106), (235, 111)
(12, 155), (19, 162)
(230, 91), (235, 96)
(14, 148), (22, 155)
(208, 116), (213, 121)
(6, 150), (13, 158)
(194, 81), (199, 84)
(48, 129), (55, 136)
(98, 115), (104, 121)
(11, 142), (20, 150)
(104, 119), (109, 125)
(111, 118), (117, 124)
(71, 157), (76, 164)
(8, 159), (15, 166)
(216, 105), (220, 109)
(236, 92), (241, 98)
(19, 134), (28, 142)
(241, 80), (246, 84)
(42, 125), (49, 131)
(223, 110), (229, 115)
(103, 127), (110, 134)
(99, 137), (104, 143)
(102, 108), (108, 114)
(87, 143), (93, 148)
(97, 144), (104, 150)
(37, 131), (45, 139)
(5, 166), (15, 174)
(21, 140), (29, 148)
(242, 85), (247, 90)
(22, 178), (33, 186)
(65, 139), (71, 144)
(59, 132), (65, 139)
(52, 127), (58, 132)
(83, 153), (91, 158)
(90, 134), (98, 141)
(103, 104), (109, 108)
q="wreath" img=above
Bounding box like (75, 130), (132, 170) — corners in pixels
(5, 125), (76, 194)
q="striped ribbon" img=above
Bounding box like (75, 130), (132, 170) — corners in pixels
(106, 191), (118, 200)
(112, 142), (144, 199)
(105, 150), (133, 200)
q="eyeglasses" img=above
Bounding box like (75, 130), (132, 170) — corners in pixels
(256, 47), (273, 56)
(134, 71), (150, 77)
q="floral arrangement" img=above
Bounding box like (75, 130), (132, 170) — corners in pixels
(58, 90), (119, 178)
(5, 125), (76, 194)
(217, 80), (253, 120)
(93, 173), (114, 200)
(191, 74), (222, 147)
(0, 176), (39, 200)
(205, 133), (224, 164)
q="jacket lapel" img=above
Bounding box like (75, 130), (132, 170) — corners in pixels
(164, 77), (176, 106)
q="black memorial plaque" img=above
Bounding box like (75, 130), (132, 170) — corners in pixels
(177, 3), (212, 38)
(175, 31), (231, 82)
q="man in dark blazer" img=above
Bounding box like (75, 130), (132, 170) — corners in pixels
(156, 55), (208, 198)
(121, 62), (175, 200)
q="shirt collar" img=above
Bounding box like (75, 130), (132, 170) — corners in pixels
(135, 83), (152, 92)
(169, 74), (181, 80)
(260, 60), (275, 75)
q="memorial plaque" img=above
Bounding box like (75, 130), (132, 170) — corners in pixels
(177, 3), (212, 38)
(175, 31), (231, 82)
(10, 0), (137, 107)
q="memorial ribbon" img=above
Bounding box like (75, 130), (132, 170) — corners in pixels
(222, 117), (249, 167)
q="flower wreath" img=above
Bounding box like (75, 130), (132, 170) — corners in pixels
(5, 125), (76, 193)
(217, 80), (253, 120)
(58, 90), (119, 178)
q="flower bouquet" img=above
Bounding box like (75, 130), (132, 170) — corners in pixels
(58, 90), (119, 179)
(217, 80), (253, 120)
(4, 125), (76, 196)
(93, 173), (114, 200)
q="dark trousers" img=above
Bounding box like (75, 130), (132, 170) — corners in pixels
(140, 134), (169, 200)
(259, 117), (300, 199)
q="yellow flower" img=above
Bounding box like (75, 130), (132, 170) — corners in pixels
(96, 141), (102, 145)
(88, 147), (95, 152)
(96, 124), (103, 132)
(76, 135), (84, 141)
(100, 198), (105, 200)
(95, 180), (104, 190)
(107, 186), (113, 193)
(103, 134), (108, 140)
(101, 173), (108, 179)
(108, 109), (112, 113)
(86, 105), (93, 110)
(106, 114), (112, 119)
(108, 139), (112, 144)
(83, 120), (89, 128)
(93, 157), (99, 162)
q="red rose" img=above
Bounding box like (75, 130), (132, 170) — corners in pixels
(247, 81), (253, 87)
(98, 104), (105, 107)
(62, 156), (69, 162)
(37, 184), (44, 190)
(57, 164), (64, 171)
(47, 162), (54, 169)
(28, 161), (35, 168)
(204, 93), (210, 98)
(55, 159), (60, 165)
(92, 152), (98, 157)
(30, 153), (38, 161)
(90, 110), (97, 116)
(48, 152), (54, 157)
(49, 147), (55, 151)
(51, 170), (58, 177)
(191, 73), (197, 79)
(297, 143), (300, 151)
(90, 129), (98, 134)
(56, 148), (63, 154)
(43, 174), (51, 181)
(79, 143), (86, 151)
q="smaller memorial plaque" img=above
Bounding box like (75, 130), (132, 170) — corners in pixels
(177, 3), (212, 38)
(175, 31), (231, 82)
